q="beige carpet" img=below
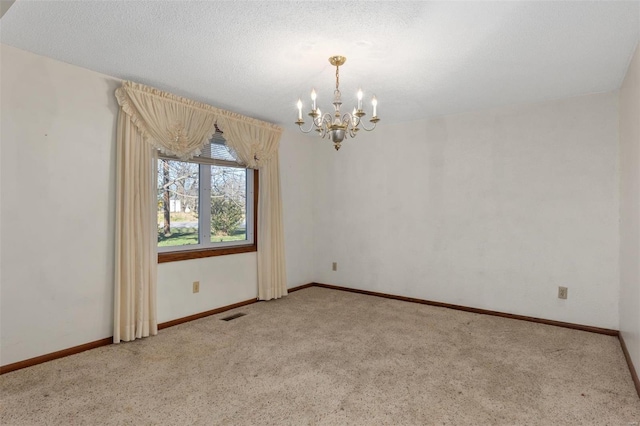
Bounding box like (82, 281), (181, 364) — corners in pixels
(1, 287), (639, 425)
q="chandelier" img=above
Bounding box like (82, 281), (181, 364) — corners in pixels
(295, 56), (380, 151)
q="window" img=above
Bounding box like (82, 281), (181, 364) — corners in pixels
(156, 133), (257, 263)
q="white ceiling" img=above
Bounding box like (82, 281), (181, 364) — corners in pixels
(1, 1), (639, 129)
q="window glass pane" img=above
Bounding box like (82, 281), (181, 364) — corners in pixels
(157, 159), (199, 247)
(198, 136), (238, 163)
(210, 166), (247, 243)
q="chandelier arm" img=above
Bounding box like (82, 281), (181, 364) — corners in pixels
(358, 120), (378, 132)
(297, 121), (318, 134)
(341, 113), (356, 128)
(320, 112), (334, 127)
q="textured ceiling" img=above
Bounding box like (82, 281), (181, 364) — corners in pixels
(1, 1), (639, 129)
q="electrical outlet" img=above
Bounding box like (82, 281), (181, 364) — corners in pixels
(332, 262), (337, 271)
(193, 281), (200, 293)
(558, 286), (568, 300)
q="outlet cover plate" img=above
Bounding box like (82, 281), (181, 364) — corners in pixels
(558, 286), (568, 299)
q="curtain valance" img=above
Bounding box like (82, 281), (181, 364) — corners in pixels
(115, 81), (283, 165)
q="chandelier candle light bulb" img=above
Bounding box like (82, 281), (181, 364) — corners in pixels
(295, 55), (381, 151)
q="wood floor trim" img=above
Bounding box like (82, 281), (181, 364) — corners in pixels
(158, 285), (311, 330)
(287, 283), (315, 293)
(1, 297), (261, 374)
(1, 287), (311, 374)
(311, 282), (619, 336)
(2, 280), (634, 399)
(158, 297), (258, 330)
(0, 337), (112, 375)
(619, 333), (640, 399)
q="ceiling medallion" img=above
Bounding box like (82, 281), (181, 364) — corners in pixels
(295, 56), (380, 151)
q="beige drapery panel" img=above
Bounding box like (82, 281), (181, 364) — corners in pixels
(114, 110), (158, 343)
(114, 82), (287, 342)
(217, 115), (288, 300)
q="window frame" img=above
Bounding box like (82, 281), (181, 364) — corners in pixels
(157, 156), (258, 264)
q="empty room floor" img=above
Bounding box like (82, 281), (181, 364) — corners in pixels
(1, 287), (639, 425)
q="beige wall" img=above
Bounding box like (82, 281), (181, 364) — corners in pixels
(312, 92), (621, 329)
(0, 45), (315, 365)
(619, 42), (640, 373)
(1, 44), (119, 365)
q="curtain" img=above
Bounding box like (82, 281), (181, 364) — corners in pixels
(218, 114), (287, 300)
(113, 82), (287, 343)
(256, 154), (287, 300)
(115, 82), (219, 160)
(113, 110), (158, 343)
